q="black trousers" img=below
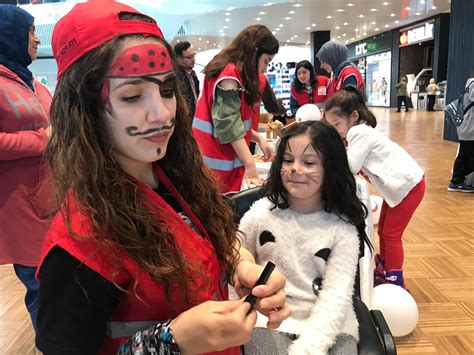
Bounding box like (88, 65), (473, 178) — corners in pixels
(427, 95), (436, 111)
(397, 96), (409, 111)
(451, 140), (474, 184)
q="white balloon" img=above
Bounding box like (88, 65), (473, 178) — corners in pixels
(372, 284), (419, 337)
(295, 104), (321, 122)
(370, 195), (383, 225)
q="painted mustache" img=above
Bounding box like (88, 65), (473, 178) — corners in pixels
(126, 117), (175, 136)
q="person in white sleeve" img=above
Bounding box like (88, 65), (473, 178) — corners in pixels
(325, 85), (425, 289)
(239, 120), (372, 355)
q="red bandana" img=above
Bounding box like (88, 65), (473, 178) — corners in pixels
(108, 43), (173, 77)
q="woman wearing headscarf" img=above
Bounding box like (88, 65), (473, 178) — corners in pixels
(316, 40), (364, 99)
(0, 4), (52, 331)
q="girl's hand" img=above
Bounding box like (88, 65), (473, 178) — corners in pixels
(243, 162), (263, 187)
(233, 261), (291, 329)
(170, 299), (257, 354)
(256, 136), (274, 162)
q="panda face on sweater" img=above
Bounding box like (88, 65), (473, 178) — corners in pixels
(259, 230), (331, 296)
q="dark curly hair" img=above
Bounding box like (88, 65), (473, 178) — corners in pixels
(292, 60), (316, 91)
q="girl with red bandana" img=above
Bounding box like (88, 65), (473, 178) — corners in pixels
(35, 2), (289, 354)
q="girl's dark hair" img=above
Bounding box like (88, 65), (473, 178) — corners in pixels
(325, 85), (377, 128)
(203, 24), (279, 106)
(261, 120), (372, 252)
(46, 34), (238, 301)
(293, 60), (316, 91)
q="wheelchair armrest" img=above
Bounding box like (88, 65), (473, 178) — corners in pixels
(370, 309), (397, 355)
(354, 297), (396, 355)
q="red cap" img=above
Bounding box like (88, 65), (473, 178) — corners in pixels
(52, 0), (164, 79)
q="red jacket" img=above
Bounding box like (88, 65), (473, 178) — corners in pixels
(192, 63), (254, 193)
(0, 64), (52, 266)
(38, 164), (239, 355)
(327, 64), (364, 98)
(291, 75), (329, 107)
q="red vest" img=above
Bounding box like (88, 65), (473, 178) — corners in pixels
(192, 63), (254, 193)
(38, 164), (239, 355)
(327, 64), (364, 98)
(291, 75), (329, 106)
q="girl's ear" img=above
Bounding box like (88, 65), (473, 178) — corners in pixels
(349, 110), (359, 125)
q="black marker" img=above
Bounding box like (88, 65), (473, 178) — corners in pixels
(244, 261), (275, 314)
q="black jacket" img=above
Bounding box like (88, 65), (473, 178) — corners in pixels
(176, 65), (200, 120)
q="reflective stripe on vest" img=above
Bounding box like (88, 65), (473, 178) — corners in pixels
(203, 156), (243, 171)
(106, 320), (159, 339)
(193, 117), (253, 138)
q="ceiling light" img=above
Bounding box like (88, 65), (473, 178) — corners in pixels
(363, 25), (367, 29)
(359, 14), (364, 18)
(199, 37), (202, 40)
(275, 27), (280, 31)
(405, 7), (411, 10)
(255, 17), (262, 21)
(223, 26), (229, 29)
(312, 23), (316, 27)
(336, 9), (344, 12)
(226, 7), (235, 11)
(363, 32), (367, 35)
(289, 10), (296, 14)
(370, 8), (377, 12)
(294, 35), (298, 38)
(345, 40), (349, 44)
(382, 2), (390, 5)
(374, 28), (380, 31)
(224, 12), (231, 16)
(326, 15), (333, 19)
(416, 12), (421, 15)
(206, 40), (209, 43)
(279, 24), (284, 27)
(272, 31), (276, 34)
(337, 35), (341, 39)
(225, 18), (230, 22)
(286, 39), (290, 42)
(335, 26), (340, 29)
(385, 24), (389, 28)
(213, 43), (216, 46)
(432, 6), (437, 10)
(342, 33), (346, 37)
(284, 16), (291, 20)
(351, 37), (354, 40)
(294, 3), (303, 7)
(354, 28), (359, 31)
(344, 22), (348, 26)
(263, 2), (274, 6)
(371, 21), (376, 25)
(306, 27), (311, 30)
(395, 20), (399, 24)
(258, 11), (266, 15)
(198, 47), (201, 50)
(420, 0), (426, 3)
(390, 13), (395, 17)
(347, 3), (355, 6)
(218, 29), (223, 33)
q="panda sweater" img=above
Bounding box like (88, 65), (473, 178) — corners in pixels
(239, 198), (360, 355)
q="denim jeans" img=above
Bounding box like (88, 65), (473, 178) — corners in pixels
(13, 264), (39, 332)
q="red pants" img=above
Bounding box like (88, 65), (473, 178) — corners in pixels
(378, 176), (425, 270)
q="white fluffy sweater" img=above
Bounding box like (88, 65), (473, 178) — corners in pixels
(239, 198), (360, 355)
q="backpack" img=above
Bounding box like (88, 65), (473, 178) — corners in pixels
(445, 81), (474, 126)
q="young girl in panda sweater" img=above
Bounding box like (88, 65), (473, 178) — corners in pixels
(239, 120), (372, 355)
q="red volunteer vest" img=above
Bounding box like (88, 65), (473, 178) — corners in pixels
(291, 75), (329, 106)
(192, 63), (254, 193)
(38, 164), (239, 355)
(327, 64), (364, 98)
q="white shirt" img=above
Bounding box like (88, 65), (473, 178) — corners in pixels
(346, 123), (424, 207)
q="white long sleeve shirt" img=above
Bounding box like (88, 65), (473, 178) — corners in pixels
(239, 198), (360, 355)
(346, 123), (424, 207)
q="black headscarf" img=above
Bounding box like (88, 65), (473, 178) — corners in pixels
(0, 4), (35, 91)
(316, 41), (348, 71)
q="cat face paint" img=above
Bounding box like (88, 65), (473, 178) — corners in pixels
(280, 134), (325, 212)
(103, 40), (177, 172)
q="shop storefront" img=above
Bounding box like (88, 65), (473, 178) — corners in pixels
(347, 34), (393, 107)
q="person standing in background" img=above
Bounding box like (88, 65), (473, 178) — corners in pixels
(426, 78), (437, 111)
(395, 77), (409, 112)
(174, 41), (200, 121)
(192, 25), (278, 193)
(316, 40), (364, 99)
(289, 60), (329, 115)
(448, 78), (474, 192)
(0, 4), (52, 331)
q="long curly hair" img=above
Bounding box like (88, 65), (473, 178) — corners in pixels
(261, 121), (372, 251)
(203, 24), (279, 106)
(46, 35), (239, 301)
